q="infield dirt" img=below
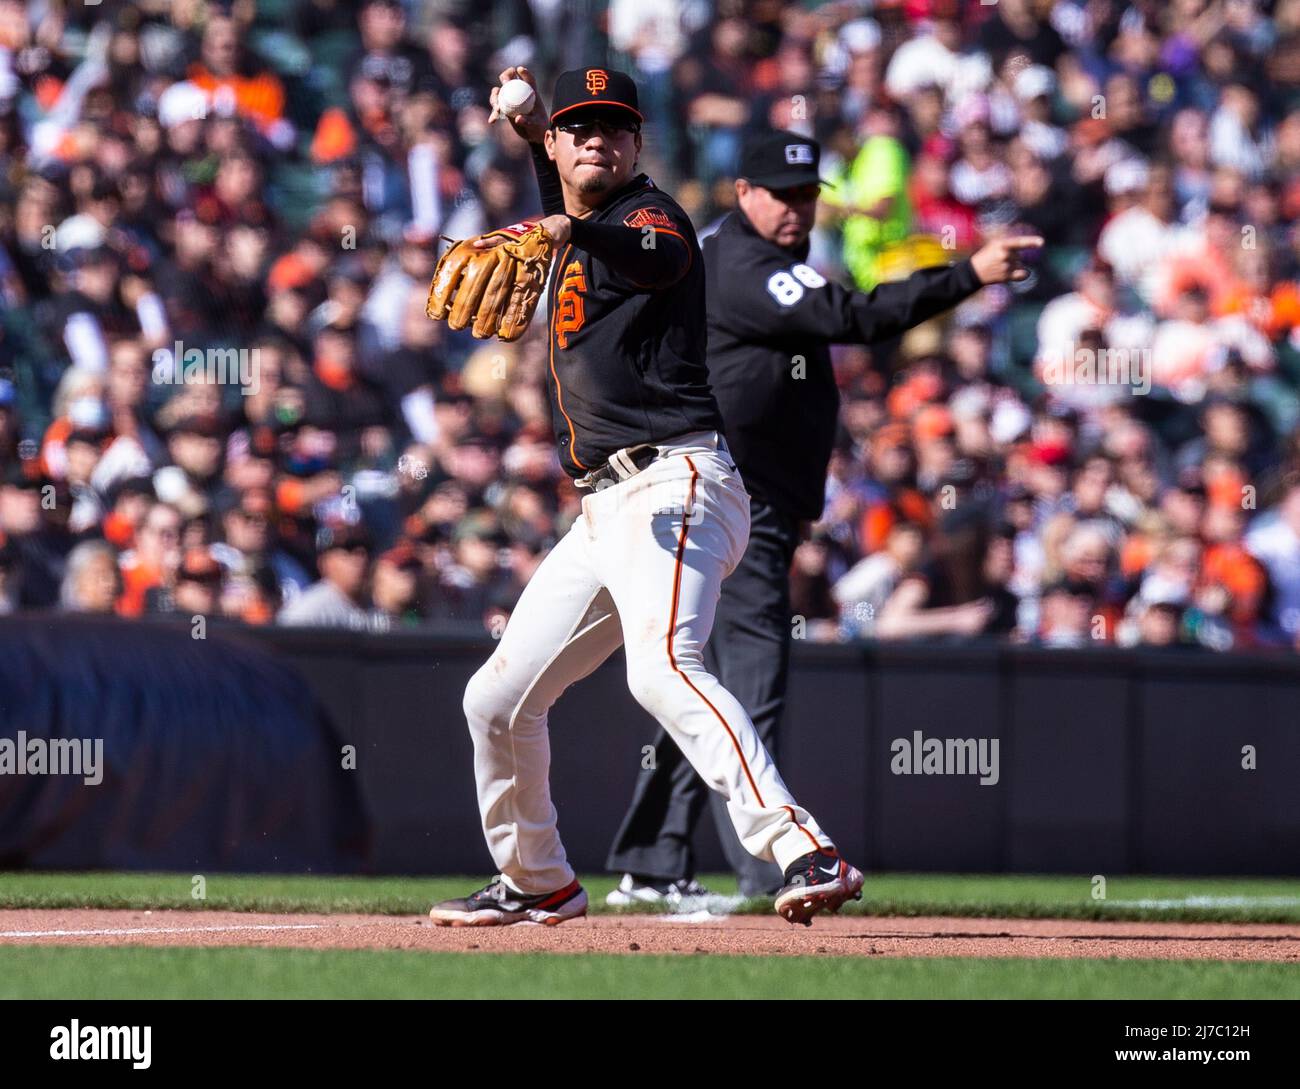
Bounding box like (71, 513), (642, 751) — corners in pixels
(1, 909), (1297, 961)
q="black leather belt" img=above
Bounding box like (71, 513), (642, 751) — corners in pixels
(575, 443), (659, 490)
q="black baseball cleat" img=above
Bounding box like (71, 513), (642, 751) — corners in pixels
(773, 849), (864, 926)
(428, 875), (588, 927)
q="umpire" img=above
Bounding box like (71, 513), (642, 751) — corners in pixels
(606, 129), (1043, 901)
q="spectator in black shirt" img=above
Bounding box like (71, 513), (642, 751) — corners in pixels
(346, 0), (433, 100)
(977, 0), (1067, 70)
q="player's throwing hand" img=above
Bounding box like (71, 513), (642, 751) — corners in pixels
(488, 66), (550, 144)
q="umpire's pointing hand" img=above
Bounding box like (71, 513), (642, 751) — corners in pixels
(970, 236), (1045, 285)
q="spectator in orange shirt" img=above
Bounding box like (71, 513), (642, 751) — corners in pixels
(1200, 502), (1265, 629)
(117, 501), (182, 617)
(1217, 241), (1300, 340)
(1152, 201), (1239, 318)
(188, 15), (290, 146)
(101, 477), (153, 551)
(40, 368), (108, 482)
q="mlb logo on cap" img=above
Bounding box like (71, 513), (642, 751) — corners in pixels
(785, 144), (815, 165)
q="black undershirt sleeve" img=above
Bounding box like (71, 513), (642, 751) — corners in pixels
(527, 143), (691, 289)
(529, 143), (565, 216)
(565, 216), (691, 290)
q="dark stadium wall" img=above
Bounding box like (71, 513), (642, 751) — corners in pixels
(2, 618), (1295, 876)
(257, 628), (1299, 878)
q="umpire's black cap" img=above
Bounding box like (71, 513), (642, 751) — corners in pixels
(739, 129), (832, 190)
(549, 67), (642, 126)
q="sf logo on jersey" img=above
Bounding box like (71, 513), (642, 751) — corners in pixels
(555, 260), (587, 347)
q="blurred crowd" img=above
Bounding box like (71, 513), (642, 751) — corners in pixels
(2, 0), (1300, 652)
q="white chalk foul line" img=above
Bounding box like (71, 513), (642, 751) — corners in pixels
(1103, 897), (1300, 910)
(654, 911), (735, 924)
(0, 923), (326, 939)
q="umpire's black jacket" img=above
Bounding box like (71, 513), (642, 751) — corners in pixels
(703, 210), (983, 520)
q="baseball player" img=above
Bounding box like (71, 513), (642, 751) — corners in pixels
(606, 129), (1043, 902)
(429, 69), (863, 927)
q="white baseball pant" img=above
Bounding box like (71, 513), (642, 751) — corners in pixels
(461, 430), (833, 894)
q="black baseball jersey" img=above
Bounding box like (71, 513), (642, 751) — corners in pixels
(530, 152), (723, 476)
(703, 210), (983, 520)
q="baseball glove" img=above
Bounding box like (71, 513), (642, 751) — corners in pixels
(425, 220), (554, 341)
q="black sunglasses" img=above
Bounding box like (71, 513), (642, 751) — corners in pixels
(555, 117), (640, 139)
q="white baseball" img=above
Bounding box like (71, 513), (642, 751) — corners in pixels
(497, 78), (536, 119)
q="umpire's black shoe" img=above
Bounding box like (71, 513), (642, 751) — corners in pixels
(773, 849), (864, 927)
(429, 875), (588, 927)
(605, 874), (713, 907)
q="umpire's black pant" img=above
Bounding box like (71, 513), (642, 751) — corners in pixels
(606, 495), (800, 896)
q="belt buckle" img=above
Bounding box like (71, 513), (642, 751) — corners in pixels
(576, 466), (613, 491)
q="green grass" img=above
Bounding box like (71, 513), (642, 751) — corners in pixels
(3, 873), (1297, 1000)
(2, 871), (1299, 923)
(0, 947), (1295, 999)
